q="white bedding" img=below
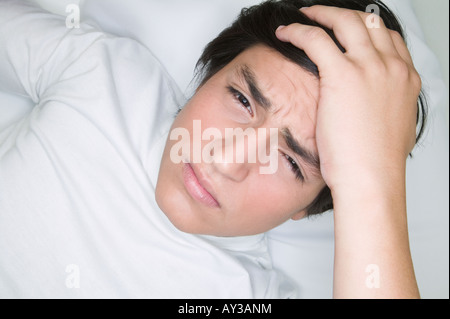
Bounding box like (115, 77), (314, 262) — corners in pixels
(1, 0), (448, 299)
(0, 0), (294, 298)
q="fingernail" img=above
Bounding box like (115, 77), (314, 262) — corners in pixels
(276, 25), (286, 32)
(299, 7), (310, 12)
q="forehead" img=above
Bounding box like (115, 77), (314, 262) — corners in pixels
(225, 45), (320, 151)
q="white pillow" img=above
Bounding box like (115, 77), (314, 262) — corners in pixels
(11, 0), (450, 298)
(80, 0), (264, 96)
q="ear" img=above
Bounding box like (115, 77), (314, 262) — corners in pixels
(291, 210), (307, 221)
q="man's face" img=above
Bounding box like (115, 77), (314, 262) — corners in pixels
(155, 45), (325, 236)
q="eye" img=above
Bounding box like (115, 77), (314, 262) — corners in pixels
(283, 153), (305, 182)
(227, 86), (253, 116)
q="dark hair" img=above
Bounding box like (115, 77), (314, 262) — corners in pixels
(195, 0), (428, 217)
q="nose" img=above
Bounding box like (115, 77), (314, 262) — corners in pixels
(205, 127), (279, 182)
(207, 134), (252, 183)
(212, 160), (250, 183)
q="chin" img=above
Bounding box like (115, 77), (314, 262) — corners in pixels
(155, 190), (205, 235)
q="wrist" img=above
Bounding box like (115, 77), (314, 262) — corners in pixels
(330, 163), (417, 299)
(328, 164), (407, 213)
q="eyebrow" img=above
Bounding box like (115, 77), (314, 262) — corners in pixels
(281, 128), (321, 178)
(237, 64), (321, 178)
(237, 65), (272, 110)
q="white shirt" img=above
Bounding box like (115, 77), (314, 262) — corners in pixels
(0, 0), (295, 298)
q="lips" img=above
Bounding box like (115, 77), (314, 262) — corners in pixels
(182, 163), (220, 208)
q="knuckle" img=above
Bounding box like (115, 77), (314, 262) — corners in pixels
(364, 57), (388, 78)
(388, 57), (410, 78)
(304, 26), (328, 41)
(362, 11), (386, 28)
(389, 29), (404, 42)
(377, 15), (386, 28)
(410, 69), (423, 92)
(372, 57), (388, 72)
(340, 10), (361, 22)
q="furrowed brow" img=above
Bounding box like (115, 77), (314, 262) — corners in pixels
(282, 128), (321, 177)
(238, 65), (272, 110)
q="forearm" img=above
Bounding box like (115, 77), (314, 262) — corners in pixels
(332, 168), (420, 299)
(276, 4), (423, 299)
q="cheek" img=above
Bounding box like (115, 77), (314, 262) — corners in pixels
(175, 97), (224, 134)
(221, 178), (306, 235)
(180, 85), (251, 130)
(235, 176), (303, 218)
(238, 172), (325, 220)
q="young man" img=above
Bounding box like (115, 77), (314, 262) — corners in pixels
(156, 0), (424, 298)
(0, 0), (424, 298)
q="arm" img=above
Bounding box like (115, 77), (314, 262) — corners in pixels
(277, 6), (421, 298)
(0, 0), (182, 160)
(0, 0), (102, 102)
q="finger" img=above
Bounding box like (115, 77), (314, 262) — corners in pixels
(276, 23), (346, 72)
(389, 30), (422, 96)
(300, 6), (375, 52)
(357, 11), (398, 56)
(389, 30), (415, 67)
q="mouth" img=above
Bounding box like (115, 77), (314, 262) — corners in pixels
(182, 163), (220, 208)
